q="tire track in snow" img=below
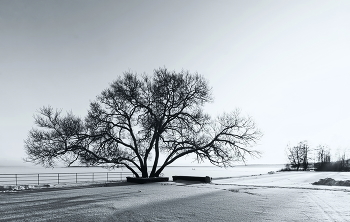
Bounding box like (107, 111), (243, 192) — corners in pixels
(306, 192), (347, 222)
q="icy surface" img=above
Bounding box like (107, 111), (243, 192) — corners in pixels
(0, 171), (349, 221)
(212, 171), (350, 191)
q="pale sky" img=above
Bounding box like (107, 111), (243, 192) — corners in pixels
(1, 0), (350, 166)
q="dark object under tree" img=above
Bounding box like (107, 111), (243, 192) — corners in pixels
(172, 176), (212, 183)
(25, 68), (262, 178)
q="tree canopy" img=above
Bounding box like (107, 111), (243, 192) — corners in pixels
(287, 141), (309, 171)
(25, 68), (262, 178)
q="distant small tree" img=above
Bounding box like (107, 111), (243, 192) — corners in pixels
(317, 145), (331, 165)
(313, 145), (331, 171)
(24, 68), (262, 178)
(339, 152), (347, 171)
(317, 145), (331, 163)
(336, 150), (350, 171)
(287, 141), (309, 171)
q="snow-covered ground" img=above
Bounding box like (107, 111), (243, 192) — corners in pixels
(1, 171), (349, 221)
(212, 171), (350, 191)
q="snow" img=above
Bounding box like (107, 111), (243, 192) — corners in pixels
(312, 178), (350, 186)
(0, 181), (121, 192)
(1, 171), (350, 221)
(103, 172), (350, 221)
(211, 171), (350, 191)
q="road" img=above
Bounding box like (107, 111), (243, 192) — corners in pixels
(1, 174), (350, 221)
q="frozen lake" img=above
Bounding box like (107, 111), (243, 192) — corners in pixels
(0, 164), (284, 178)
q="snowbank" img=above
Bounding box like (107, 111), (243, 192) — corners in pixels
(0, 181), (123, 192)
(312, 178), (350, 186)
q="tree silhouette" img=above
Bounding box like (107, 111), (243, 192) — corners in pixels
(287, 141), (309, 171)
(25, 68), (262, 178)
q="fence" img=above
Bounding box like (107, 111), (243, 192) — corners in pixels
(0, 171), (134, 186)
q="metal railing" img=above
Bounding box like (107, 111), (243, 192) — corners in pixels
(0, 171), (134, 186)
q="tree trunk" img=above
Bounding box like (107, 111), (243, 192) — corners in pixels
(150, 138), (160, 177)
(141, 165), (148, 178)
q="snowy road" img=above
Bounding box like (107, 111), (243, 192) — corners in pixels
(1, 172), (349, 221)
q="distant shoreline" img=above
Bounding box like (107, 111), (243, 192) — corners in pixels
(0, 163), (287, 168)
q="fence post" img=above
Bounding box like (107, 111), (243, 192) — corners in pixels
(107, 172), (109, 182)
(120, 172), (122, 181)
(15, 174), (17, 186)
(58, 173), (60, 184)
(93, 173), (94, 182)
(38, 174), (39, 185)
(76, 173), (77, 183)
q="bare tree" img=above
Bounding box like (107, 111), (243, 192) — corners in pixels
(25, 68), (262, 178)
(314, 145), (350, 171)
(339, 152), (347, 171)
(336, 149), (349, 171)
(316, 145), (331, 164)
(287, 141), (309, 171)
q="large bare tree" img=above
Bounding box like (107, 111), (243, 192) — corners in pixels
(25, 68), (262, 178)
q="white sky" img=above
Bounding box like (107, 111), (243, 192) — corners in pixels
(1, 0), (350, 166)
